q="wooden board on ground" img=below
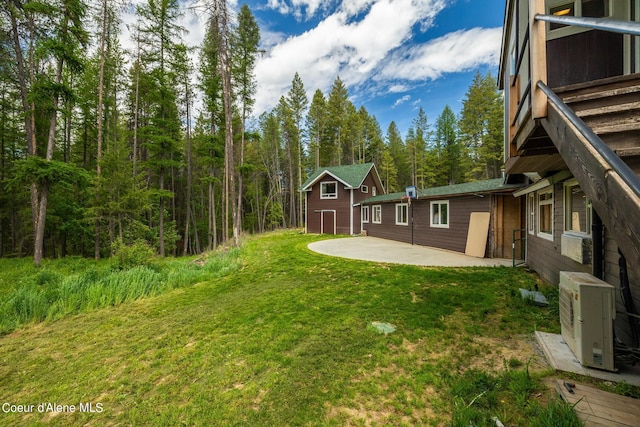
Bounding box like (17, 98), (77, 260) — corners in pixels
(465, 212), (490, 258)
(554, 379), (640, 427)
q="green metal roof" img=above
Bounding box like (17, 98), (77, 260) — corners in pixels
(361, 178), (523, 204)
(301, 163), (377, 191)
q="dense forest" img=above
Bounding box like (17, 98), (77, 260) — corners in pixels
(0, 0), (504, 264)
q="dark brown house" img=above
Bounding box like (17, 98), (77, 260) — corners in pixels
(301, 163), (384, 235)
(499, 0), (640, 347)
(361, 179), (523, 258)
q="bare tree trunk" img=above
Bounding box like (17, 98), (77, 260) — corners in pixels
(208, 164), (219, 252)
(183, 80), (193, 255)
(212, 0), (238, 246)
(94, 0), (109, 259)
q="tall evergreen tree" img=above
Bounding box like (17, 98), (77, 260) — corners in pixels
(285, 72), (308, 227)
(5, 0), (89, 266)
(231, 4), (260, 235)
(325, 76), (349, 166)
(135, 0), (185, 256)
(434, 105), (463, 185)
(198, 15), (224, 249)
(458, 71), (504, 180)
(386, 121), (408, 187)
(306, 89), (326, 170)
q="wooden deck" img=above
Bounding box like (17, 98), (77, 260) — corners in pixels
(554, 379), (640, 426)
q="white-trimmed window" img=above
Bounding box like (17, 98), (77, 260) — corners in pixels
(538, 187), (554, 240)
(362, 206), (370, 223)
(395, 203), (408, 226)
(430, 200), (449, 228)
(372, 205), (382, 224)
(372, 187), (377, 197)
(547, 1), (611, 36)
(361, 185), (368, 193)
(320, 181), (337, 199)
(564, 181), (591, 234)
(528, 193), (535, 235)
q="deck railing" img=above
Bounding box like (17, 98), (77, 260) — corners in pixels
(537, 81), (640, 201)
(508, 1), (640, 142)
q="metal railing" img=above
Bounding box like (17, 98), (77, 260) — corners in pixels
(535, 14), (640, 36)
(512, 228), (526, 267)
(509, 11), (640, 139)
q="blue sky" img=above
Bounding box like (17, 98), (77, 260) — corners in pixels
(245, 0), (506, 136)
(124, 0), (506, 137)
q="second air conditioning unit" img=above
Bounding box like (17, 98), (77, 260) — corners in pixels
(559, 271), (616, 372)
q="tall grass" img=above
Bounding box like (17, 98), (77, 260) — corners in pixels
(0, 248), (240, 335)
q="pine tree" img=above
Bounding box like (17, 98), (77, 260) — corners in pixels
(285, 73), (308, 227)
(306, 89), (326, 170)
(379, 148), (399, 193)
(198, 15), (224, 250)
(458, 71), (504, 180)
(434, 105), (463, 185)
(231, 4), (260, 235)
(325, 76), (349, 166)
(6, 0), (89, 266)
(386, 121), (408, 187)
(135, 0), (185, 256)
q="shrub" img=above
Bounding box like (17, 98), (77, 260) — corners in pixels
(112, 239), (155, 270)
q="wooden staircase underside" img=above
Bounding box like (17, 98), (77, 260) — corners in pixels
(507, 73), (640, 269)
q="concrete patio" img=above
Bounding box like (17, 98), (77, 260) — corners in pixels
(308, 236), (513, 267)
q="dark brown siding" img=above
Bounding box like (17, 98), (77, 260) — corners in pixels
(305, 176), (353, 234)
(524, 183), (640, 347)
(547, 30), (623, 88)
(352, 172), (379, 234)
(364, 196), (493, 254)
(305, 170), (379, 235)
(526, 183), (591, 284)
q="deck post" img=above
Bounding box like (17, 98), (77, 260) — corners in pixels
(530, 0), (548, 119)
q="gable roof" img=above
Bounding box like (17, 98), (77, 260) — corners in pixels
(300, 163), (383, 192)
(361, 178), (523, 204)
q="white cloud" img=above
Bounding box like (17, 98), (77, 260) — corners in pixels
(254, 0), (449, 115)
(267, 0), (329, 20)
(388, 84), (408, 93)
(117, 0), (501, 127)
(378, 27), (503, 82)
(392, 95), (411, 108)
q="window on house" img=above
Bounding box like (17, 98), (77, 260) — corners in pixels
(372, 187), (377, 197)
(361, 185), (368, 193)
(395, 203), (408, 226)
(564, 182), (591, 234)
(372, 205), (382, 224)
(582, 0), (607, 18)
(548, 1), (609, 30)
(538, 187), (554, 239)
(430, 200), (449, 228)
(549, 2), (575, 29)
(528, 193), (535, 235)
(320, 181), (337, 199)
(362, 206), (370, 223)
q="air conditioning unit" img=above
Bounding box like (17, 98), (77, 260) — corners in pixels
(559, 271), (616, 371)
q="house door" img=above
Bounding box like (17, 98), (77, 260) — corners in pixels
(321, 210), (336, 235)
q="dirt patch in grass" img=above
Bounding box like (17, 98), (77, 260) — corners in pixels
(326, 333), (550, 426)
(466, 335), (550, 372)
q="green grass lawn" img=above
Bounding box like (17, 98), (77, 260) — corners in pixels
(0, 231), (571, 426)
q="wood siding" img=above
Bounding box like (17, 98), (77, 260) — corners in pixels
(493, 194), (524, 258)
(547, 30), (623, 88)
(364, 196), (495, 255)
(305, 171), (379, 235)
(525, 183), (640, 347)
